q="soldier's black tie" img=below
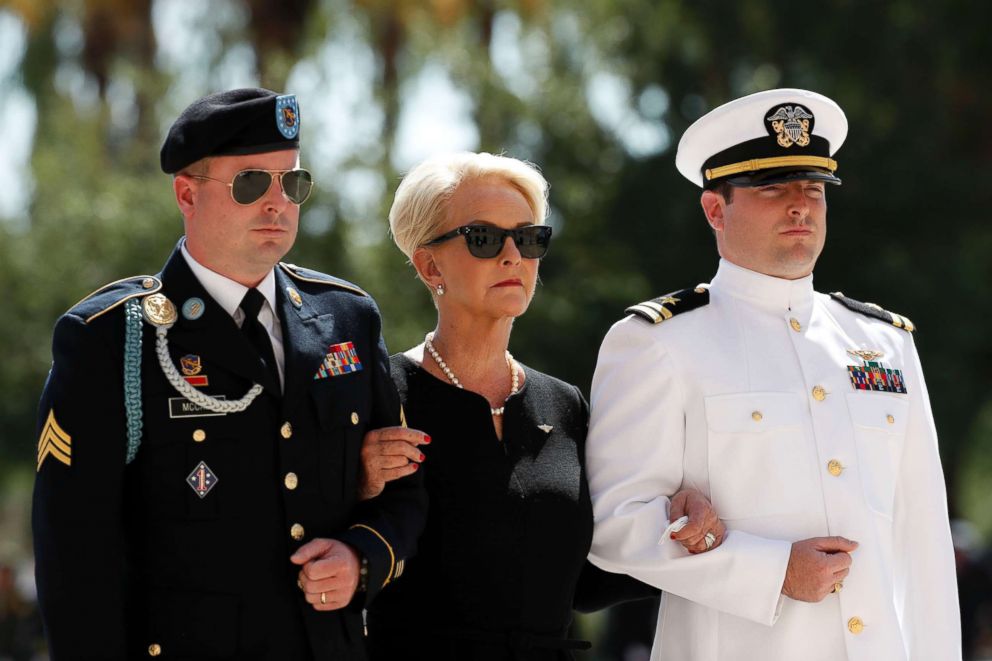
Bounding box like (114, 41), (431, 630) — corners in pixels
(239, 288), (281, 391)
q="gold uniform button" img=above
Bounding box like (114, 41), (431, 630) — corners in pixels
(827, 459), (844, 477)
(290, 523), (305, 540)
(886, 414), (895, 424)
(284, 472), (299, 490)
(848, 616), (864, 634)
(142, 278), (156, 290)
(280, 422), (293, 439)
(350, 412), (360, 426)
(148, 643), (162, 657)
(192, 429), (206, 443)
(751, 411), (763, 422)
(789, 317), (802, 332)
(812, 385), (827, 401)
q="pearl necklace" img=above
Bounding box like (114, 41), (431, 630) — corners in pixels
(424, 332), (519, 416)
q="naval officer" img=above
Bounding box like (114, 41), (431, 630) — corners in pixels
(585, 88), (960, 660)
(32, 88), (427, 660)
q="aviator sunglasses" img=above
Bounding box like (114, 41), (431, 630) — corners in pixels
(425, 224), (553, 259)
(190, 168), (314, 205)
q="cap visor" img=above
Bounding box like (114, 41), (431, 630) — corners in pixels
(725, 167), (841, 187)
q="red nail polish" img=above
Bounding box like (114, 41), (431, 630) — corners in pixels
(424, 435), (431, 444)
(419, 453), (426, 461)
(670, 533), (677, 539)
(412, 463), (420, 470)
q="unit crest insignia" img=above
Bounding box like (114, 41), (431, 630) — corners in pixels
(765, 104), (814, 148)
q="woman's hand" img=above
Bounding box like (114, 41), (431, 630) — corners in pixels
(669, 488), (726, 554)
(358, 426), (430, 500)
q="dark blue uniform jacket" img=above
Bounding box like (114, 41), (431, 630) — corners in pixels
(32, 242), (426, 660)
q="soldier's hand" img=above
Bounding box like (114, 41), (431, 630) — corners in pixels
(291, 538), (362, 611)
(782, 536), (858, 602)
(359, 426), (429, 501)
(669, 487), (726, 554)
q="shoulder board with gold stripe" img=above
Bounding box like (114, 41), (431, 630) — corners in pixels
(828, 292), (915, 333)
(625, 284), (710, 324)
(66, 275), (163, 324)
(278, 263), (367, 297)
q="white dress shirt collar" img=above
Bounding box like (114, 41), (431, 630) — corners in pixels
(709, 258), (814, 312)
(180, 239), (277, 320)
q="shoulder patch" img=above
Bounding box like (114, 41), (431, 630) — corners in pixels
(278, 263), (367, 297)
(829, 292), (915, 333)
(626, 284), (710, 324)
(68, 275), (162, 324)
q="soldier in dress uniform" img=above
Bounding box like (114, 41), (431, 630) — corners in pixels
(32, 88), (427, 660)
(585, 88), (961, 660)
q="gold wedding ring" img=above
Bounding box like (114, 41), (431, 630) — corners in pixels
(320, 591), (327, 604)
(832, 582), (843, 594)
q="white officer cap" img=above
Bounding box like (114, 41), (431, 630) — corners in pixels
(676, 88), (848, 188)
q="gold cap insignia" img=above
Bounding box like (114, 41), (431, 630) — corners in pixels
(766, 104), (814, 148)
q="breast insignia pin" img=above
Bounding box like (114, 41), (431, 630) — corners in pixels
(180, 354), (209, 387)
(187, 461), (219, 498)
(181, 297), (205, 321)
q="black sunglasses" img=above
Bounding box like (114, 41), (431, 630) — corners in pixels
(425, 224), (553, 259)
(191, 168), (314, 205)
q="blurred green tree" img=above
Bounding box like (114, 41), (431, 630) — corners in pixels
(0, 0), (989, 540)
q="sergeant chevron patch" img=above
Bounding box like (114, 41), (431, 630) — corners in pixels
(37, 409), (72, 470)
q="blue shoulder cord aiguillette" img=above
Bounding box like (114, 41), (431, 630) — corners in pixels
(124, 298), (144, 464)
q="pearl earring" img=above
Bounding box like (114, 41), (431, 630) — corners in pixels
(435, 283), (445, 296)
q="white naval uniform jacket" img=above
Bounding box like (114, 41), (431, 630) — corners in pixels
(586, 259), (960, 661)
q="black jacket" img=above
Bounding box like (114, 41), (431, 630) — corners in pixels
(32, 242), (426, 660)
(366, 355), (655, 661)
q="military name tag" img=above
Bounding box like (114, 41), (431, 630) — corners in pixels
(169, 396), (227, 418)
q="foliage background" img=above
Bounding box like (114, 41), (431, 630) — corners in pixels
(1, 0), (990, 657)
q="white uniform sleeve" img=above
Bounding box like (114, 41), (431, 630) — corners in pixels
(586, 317), (792, 626)
(892, 336), (962, 660)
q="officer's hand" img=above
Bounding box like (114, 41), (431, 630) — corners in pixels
(669, 488), (727, 554)
(359, 426), (430, 501)
(782, 536), (858, 602)
(291, 538), (362, 611)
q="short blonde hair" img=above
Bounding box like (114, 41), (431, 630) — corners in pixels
(388, 152), (549, 260)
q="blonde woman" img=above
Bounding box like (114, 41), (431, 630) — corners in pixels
(359, 152), (724, 660)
